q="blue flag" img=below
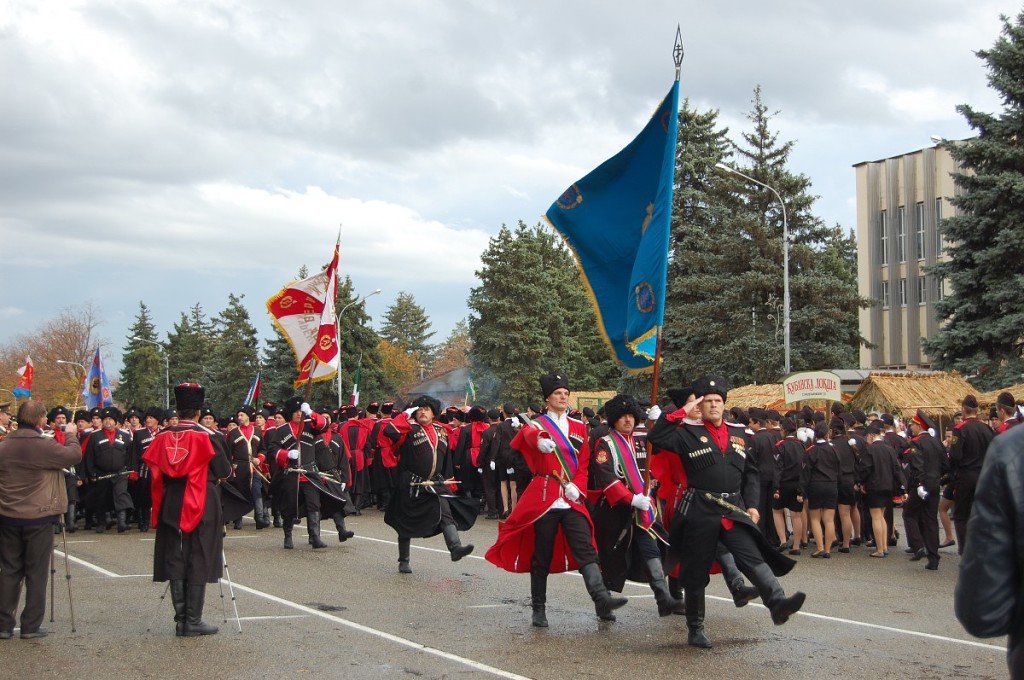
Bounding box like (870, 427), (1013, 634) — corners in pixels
(82, 348), (114, 409)
(545, 81), (680, 372)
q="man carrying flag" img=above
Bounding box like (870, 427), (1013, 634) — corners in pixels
(589, 394), (683, 618)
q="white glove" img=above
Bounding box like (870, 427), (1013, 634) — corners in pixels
(510, 418), (523, 429)
(300, 402), (313, 416)
(489, 460), (496, 471)
(917, 485), (928, 500)
(287, 449), (300, 461)
(646, 405), (662, 421)
(563, 482), (581, 502)
(848, 438), (857, 448)
(537, 437), (556, 454)
(404, 406), (418, 417)
(630, 493), (651, 511)
(340, 482), (346, 492)
(506, 467), (515, 475)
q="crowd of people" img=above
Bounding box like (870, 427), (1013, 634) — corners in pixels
(0, 377), (1021, 652)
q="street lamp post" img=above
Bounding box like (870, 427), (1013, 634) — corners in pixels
(337, 288), (382, 407)
(131, 337), (170, 409)
(715, 162), (791, 375)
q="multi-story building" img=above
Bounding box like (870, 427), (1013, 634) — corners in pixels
(854, 143), (956, 370)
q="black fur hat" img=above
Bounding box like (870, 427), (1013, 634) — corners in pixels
(282, 397), (304, 419)
(174, 383), (205, 412)
(539, 372), (570, 399)
(604, 394), (645, 428)
(412, 395), (442, 417)
(468, 405), (488, 423)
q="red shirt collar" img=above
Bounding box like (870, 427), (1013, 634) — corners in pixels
(703, 420), (730, 453)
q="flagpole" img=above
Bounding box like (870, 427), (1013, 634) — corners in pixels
(646, 28), (683, 491)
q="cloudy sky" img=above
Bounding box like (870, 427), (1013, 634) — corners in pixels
(0, 0), (1015, 374)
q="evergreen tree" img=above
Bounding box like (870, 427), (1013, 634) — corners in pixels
(924, 12), (1024, 388)
(431, 318), (472, 378)
(166, 303), (216, 387)
(469, 222), (618, 406)
(379, 291), (436, 360)
(660, 93), (866, 390)
(116, 302), (165, 409)
(206, 294), (261, 415)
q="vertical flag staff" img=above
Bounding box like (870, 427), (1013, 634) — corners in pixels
(645, 26), (684, 489)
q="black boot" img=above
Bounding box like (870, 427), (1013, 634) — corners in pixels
(580, 562), (627, 621)
(233, 517), (243, 530)
(441, 523), (473, 561)
(398, 537), (412, 573)
(307, 512), (327, 548)
(94, 511), (105, 533)
(283, 518), (294, 549)
(138, 508), (150, 533)
(646, 558), (685, 616)
(170, 580), (187, 637)
(116, 510), (128, 533)
(65, 503), (76, 534)
(184, 584), (218, 636)
(747, 562), (805, 624)
(685, 588), (712, 648)
(668, 575), (683, 601)
(333, 513), (354, 541)
(717, 548), (759, 607)
(272, 510), (282, 528)
(530, 571), (548, 627)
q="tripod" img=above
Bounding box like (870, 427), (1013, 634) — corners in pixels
(49, 521), (76, 631)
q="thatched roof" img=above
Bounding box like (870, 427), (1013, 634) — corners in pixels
(979, 384), (1024, 407)
(847, 372), (979, 418)
(727, 384), (784, 409)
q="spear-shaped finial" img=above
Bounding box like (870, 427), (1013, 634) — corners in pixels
(673, 24), (684, 81)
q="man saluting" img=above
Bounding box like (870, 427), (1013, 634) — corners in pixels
(144, 383), (232, 637)
(647, 376), (805, 649)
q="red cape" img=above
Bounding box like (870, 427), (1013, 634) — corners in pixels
(143, 425), (216, 533)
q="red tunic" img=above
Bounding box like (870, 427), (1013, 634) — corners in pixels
(485, 415), (596, 574)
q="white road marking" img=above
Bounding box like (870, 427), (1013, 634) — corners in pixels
(51, 549), (532, 680)
(63, 540), (98, 544)
(467, 604), (511, 609)
(234, 615), (309, 621)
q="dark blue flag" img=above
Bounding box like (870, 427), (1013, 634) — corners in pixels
(545, 81), (680, 371)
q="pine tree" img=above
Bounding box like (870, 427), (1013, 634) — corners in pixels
(923, 12), (1024, 388)
(116, 302), (165, 409)
(206, 294), (261, 415)
(166, 303), (216, 387)
(431, 318), (472, 378)
(469, 222), (618, 406)
(659, 92), (866, 390)
(379, 291), (436, 360)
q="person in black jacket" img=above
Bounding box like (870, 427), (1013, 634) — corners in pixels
(954, 424), (1024, 678)
(902, 410), (948, 570)
(802, 422), (840, 559)
(831, 417), (859, 551)
(856, 422), (907, 558)
(949, 394), (995, 555)
(749, 408), (780, 546)
(772, 417), (806, 555)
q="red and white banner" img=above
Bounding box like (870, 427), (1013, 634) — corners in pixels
(266, 241), (341, 387)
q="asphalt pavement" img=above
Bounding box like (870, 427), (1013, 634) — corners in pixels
(2, 510), (1008, 679)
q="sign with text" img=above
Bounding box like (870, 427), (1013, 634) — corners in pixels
(783, 371), (842, 404)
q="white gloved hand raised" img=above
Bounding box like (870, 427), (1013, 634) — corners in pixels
(489, 460), (496, 471)
(287, 449), (300, 461)
(537, 437), (556, 454)
(646, 404), (662, 421)
(563, 482), (581, 502)
(510, 417), (523, 429)
(404, 406), (418, 417)
(917, 485), (928, 500)
(300, 402), (313, 416)
(630, 493), (651, 511)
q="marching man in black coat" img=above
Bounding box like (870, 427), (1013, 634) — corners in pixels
(83, 406), (135, 533)
(647, 376), (805, 649)
(144, 383), (232, 636)
(380, 395), (477, 574)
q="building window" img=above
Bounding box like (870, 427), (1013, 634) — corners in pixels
(899, 278), (907, 307)
(917, 275), (927, 305)
(936, 277), (946, 301)
(896, 206), (906, 263)
(879, 210), (888, 265)
(935, 198), (944, 256)
(915, 202), (925, 260)
(881, 280), (890, 309)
